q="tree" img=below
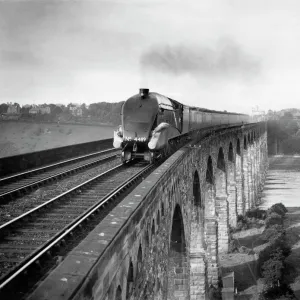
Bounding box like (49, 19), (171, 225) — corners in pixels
(13, 102), (20, 109)
(20, 106), (31, 114)
(49, 105), (63, 119)
(283, 112), (293, 119)
(285, 120), (299, 136)
(262, 250), (284, 287)
(81, 103), (88, 117)
(0, 103), (9, 114)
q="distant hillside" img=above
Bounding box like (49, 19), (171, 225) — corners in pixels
(1, 101), (125, 127)
(88, 102), (124, 125)
(267, 108), (300, 155)
(279, 108), (300, 114)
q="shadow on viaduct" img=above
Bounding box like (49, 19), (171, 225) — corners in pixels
(29, 122), (268, 300)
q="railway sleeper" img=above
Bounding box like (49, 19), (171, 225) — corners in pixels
(0, 248), (33, 254)
(34, 217), (73, 222)
(0, 244), (37, 250)
(48, 207), (89, 212)
(2, 236), (50, 242)
(65, 200), (97, 206)
(38, 212), (84, 217)
(0, 258), (21, 263)
(52, 204), (91, 209)
(6, 224), (63, 231)
(8, 228), (61, 234)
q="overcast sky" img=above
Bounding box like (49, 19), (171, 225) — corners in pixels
(0, 0), (300, 113)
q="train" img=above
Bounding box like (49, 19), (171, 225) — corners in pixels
(113, 89), (250, 163)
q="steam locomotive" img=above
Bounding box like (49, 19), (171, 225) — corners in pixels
(113, 89), (250, 163)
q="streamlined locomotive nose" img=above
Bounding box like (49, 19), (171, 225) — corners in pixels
(121, 91), (158, 143)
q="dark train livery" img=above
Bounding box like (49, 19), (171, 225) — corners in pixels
(113, 89), (250, 163)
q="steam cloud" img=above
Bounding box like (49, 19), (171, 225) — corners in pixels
(140, 39), (261, 80)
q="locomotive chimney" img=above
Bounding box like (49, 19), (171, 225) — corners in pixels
(140, 88), (149, 99)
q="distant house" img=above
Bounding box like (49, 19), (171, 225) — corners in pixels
(29, 107), (39, 114)
(7, 104), (20, 115)
(293, 112), (300, 119)
(39, 106), (51, 114)
(29, 105), (51, 115)
(69, 106), (83, 117)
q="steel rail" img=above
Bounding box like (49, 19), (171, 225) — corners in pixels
(0, 148), (117, 183)
(0, 150), (120, 201)
(0, 161), (154, 291)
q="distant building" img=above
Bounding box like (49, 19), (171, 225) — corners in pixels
(29, 107), (39, 114)
(29, 105), (51, 115)
(6, 104), (20, 115)
(69, 105), (83, 117)
(39, 106), (51, 114)
(251, 106), (266, 122)
(293, 112), (300, 119)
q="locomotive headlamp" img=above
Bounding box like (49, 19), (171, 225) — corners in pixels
(140, 88), (149, 99)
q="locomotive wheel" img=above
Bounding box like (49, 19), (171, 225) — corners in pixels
(121, 151), (126, 164)
(163, 143), (171, 158)
(121, 151), (132, 164)
(149, 152), (155, 164)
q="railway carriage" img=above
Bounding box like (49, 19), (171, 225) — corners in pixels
(113, 89), (249, 163)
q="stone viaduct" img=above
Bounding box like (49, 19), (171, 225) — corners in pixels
(29, 122), (268, 300)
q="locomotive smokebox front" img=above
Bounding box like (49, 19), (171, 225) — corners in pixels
(121, 89), (158, 152)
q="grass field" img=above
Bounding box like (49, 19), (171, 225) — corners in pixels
(0, 121), (115, 158)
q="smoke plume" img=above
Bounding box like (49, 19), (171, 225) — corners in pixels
(140, 38), (261, 81)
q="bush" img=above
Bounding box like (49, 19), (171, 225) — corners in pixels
(238, 246), (254, 254)
(234, 221), (244, 232)
(285, 228), (300, 248)
(233, 215), (250, 232)
(268, 203), (288, 217)
(228, 239), (239, 253)
(265, 212), (283, 228)
(246, 208), (267, 220)
(260, 225), (285, 243)
(235, 214), (262, 231)
(259, 241), (291, 264)
(259, 283), (296, 299)
(282, 260), (298, 285)
(261, 250), (285, 286)
(207, 285), (222, 300)
(237, 214), (247, 224)
(258, 238), (291, 277)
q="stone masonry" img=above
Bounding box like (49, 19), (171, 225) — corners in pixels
(28, 122), (268, 300)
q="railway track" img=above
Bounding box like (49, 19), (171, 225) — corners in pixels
(0, 160), (155, 299)
(0, 148), (120, 202)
